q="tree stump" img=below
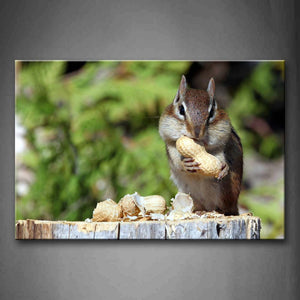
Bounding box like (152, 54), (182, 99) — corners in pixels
(15, 215), (261, 239)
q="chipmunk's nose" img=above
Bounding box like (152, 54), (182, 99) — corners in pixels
(193, 125), (205, 139)
(194, 126), (201, 138)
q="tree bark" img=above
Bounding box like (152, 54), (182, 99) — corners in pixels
(15, 215), (261, 240)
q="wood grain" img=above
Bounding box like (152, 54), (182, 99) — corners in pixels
(15, 216), (261, 240)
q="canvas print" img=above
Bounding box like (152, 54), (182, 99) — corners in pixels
(15, 61), (284, 239)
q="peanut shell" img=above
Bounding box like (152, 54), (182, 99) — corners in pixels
(119, 194), (140, 216)
(142, 195), (167, 214)
(92, 199), (122, 222)
(176, 136), (222, 177)
(167, 192), (199, 221)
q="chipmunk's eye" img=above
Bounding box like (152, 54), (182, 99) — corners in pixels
(179, 105), (185, 116)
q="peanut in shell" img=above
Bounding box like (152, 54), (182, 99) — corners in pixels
(176, 136), (222, 178)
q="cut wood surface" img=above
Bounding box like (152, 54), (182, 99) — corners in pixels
(16, 215), (261, 240)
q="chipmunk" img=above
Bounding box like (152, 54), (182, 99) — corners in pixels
(159, 75), (243, 215)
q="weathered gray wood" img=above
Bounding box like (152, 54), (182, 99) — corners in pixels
(52, 222), (70, 239)
(69, 222), (96, 239)
(166, 219), (209, 239)
(207, 220), (219, 239)
(246, 217), (261, 239)
(94, 222), (119, 239)
(216, 218), (247, 239)
(119, 221), (166, 239)
(15, 216), (261, 239)
(166, 216), (260, 239)
(15, 220), (120, 239)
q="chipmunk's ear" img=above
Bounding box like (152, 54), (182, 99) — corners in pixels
(179, 75), (187, 97)
(207, 77), (215, 99)
(173, 75), (187, 104)
(207, 78), (217, 121)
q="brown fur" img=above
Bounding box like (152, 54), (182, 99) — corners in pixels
(159, 78), (243, 216)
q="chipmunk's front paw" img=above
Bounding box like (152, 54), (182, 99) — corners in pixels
(217, 162), (229, 181)
(182, 157), (202, 173)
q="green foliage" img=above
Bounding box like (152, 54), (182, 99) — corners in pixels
(239, 179), (284, 238)
(16, 61), (284, 238)
(228, 61), (284, 159)
(16, 61), (190, 221)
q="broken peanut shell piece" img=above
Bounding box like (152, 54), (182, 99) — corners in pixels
(119, 194), (140, 216)
(176, 136), (222, 177)
(133, 193), (167, 215)
(167, 192), (199, 221)
(171, 192), (194, 213)
(92, 199), (122, 222)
